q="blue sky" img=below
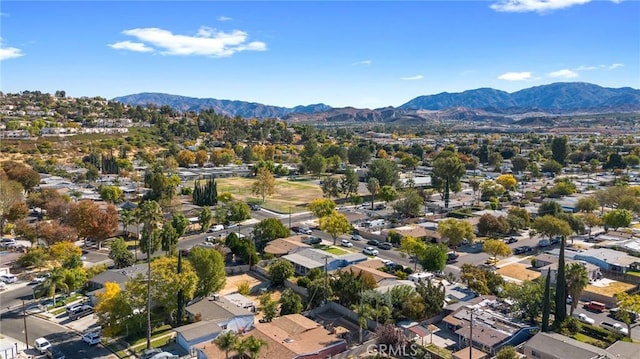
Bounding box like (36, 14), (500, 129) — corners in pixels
(1, 0), (638, 108)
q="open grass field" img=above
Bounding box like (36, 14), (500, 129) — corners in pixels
(216, 177), (323, 213)
(497, 263), (541, 282)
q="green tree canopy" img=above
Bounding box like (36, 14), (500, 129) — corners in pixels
(437, 218), (475, 248)
(268, 259), (295, 286)
(109, 237), (135, 269)
(308, 198), (336, 218)
(188, 246), (226, 298)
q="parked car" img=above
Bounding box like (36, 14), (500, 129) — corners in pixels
(537, 239), (551, 247)
(82, 331), (101, 345)
(0, 238), (16, 247)
(375, 204), (386, 210)
(584, 301), (607, 313)
(447, 251), (459, 263)
(249, 203), (261, 211)
(68, 305), (94, 320)
(340, 239), (353, 248)
(207, 224), (224, 232)
(363, 247), (379, 256)
(486, 256), (499, 265)
(292, 226), (312, 235)
(575, 313), (595, 325)
(34, 338), (52, 354)
(46, 347), (66, 359)
(609, 307), (638, 322)
(0, 273), (18, 284)
(377, 242), (393, 250)
(550, 236), (562, 245)
(505, 237), (518, 244)
(601, 322), (628, 336)
(367, 239), (380, 246)
(302, 236), (322, 245)
(351, 234), (364, 241)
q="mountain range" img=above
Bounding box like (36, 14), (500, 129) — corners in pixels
(113, 82), (640, 123)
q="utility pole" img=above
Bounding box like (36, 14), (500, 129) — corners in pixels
(468, 309), (474, 359)
(289, 207), (292, 229)
(324, 256), (329, 303)
(146, 233), (151, 350)
(22, 300), (29, 350)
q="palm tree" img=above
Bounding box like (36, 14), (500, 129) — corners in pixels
(566, 262), (589, 315)
(39, 268), (69, 307)
(241, 336), (267, 359)
(137, 200), (163, 350)
(213, 331), (239, 359)
(120, 209), (134, 240)
(353, 302), (375, 343)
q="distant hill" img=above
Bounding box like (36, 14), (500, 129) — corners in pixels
(113, 82), (640, 121)
(400, 82), (640, 112)
(112, 93), (331, 119)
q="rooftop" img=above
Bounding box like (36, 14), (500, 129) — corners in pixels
(186, 296), (254, 323)
(174, 320), (222, 342)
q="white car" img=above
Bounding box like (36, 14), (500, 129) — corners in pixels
(0, 274), (17, 284)
(363, 246), (379, 256)
(575, 313), (595, 325)
(82, 332), (100, 345)
(340, 240), (353, 248)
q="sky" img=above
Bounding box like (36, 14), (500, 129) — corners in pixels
(1, 0), (639, 109)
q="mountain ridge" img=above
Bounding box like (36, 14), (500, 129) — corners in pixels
(113, 82), (640, 121)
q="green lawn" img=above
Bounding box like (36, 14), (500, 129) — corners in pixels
(627, 271), (640, 277)
(573, 333), (608, 348)
(424, 344), (453, 359)
(323, 246), (348, 255)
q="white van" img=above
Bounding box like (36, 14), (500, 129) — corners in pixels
(208, 224), (224, 232)
(0, 273), (17, 284)
(34, 337), (51, 354)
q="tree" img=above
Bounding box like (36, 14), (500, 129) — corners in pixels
(460, 264), (505, 296)
(159, 222), (179, 255)
(138, 199), (163, 349)
(400, 236), (426, 270)
(566, 263), (589, 315)
(259, 293), (278, 322)
(95, 281), (132, 337)
(496, 346), (518, 359)
(331, 269), (377, 308)
(602, 209), (632, 230)
(581, 212), (602, 236)
(541, 270), (551, 332)
(306, 278), (332, 309)
(171, 213), (190, 237)
(415, 280), (446, 318)
(192, 177), (218, 207)
(504, 279), (546, 323)
(308, 198), (336, 218)
(532, 215), (572, 239)
(150, 256), (198, 321)
(366, 177), (380, 209)
(213, 331), (239, 359)
(307, 153), (327, 178)
(477, 214), (510, 238)
(615, 292), (640, 338)
(0, 180), (25, 235)
(367, 158), (399, 187)
(551, 135), (570, 165)
(511, 156), (529, 173)
(319, 211), (351, 245)
(538, 200), (563, 217)
(419, 244), (448, 272)
(99, 185), (124, 203)
(2, 162), (40, 192)
(321, 176), (340, 198)
(393, 189), (423, 218)
(378, 185), (398, 205)
(67, 200), (118, 249)
(269, 259), (294, 286)
(188, 246), (226, 298)
(239, 335), (267, 359)
(483, 239), (512, 259)
(120, 209), (135, 240)
(340, 167), (359, 199)
(555, 236), (567, 326)
(252, 218), (290, 244)
(432, 152), (465, 208)
(437, 218), (475, 249)
(38, 267), (69, 306)
(199, 207), (213, 232)
(109, 237), (135, 269)
(279, 288), (303, 315)
(347, 145), (371, 165)
(251, 167), (277, 203)
(576, 196), (600, 212)
(176, 150), (196, 167)
(353, 301), (376, 343)
(496, 174), (517, 191)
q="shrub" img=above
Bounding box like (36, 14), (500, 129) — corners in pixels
(237, 281), (251, 295)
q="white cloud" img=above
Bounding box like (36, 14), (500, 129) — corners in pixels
(575, 65), (598, 71)
(111, 26), (266, 57)
(108, 41), (154, 53)
(218, 16), (232, 22)
(548, 69), (579, 78)
(0, 38), (23, 60)
(400, 75), (424, 81)
(497, 72), (532, 81)
(352, 60), (372, 66)
(490, 0), (591, 13)
(608, 63), (624, 69)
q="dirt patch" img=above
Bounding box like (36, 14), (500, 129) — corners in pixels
(586, 279), (636, 297)
(497, 263), (541, 282)
(216, 177), (323, 213)
(220, 273), (265, 295)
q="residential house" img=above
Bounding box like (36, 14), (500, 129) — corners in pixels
(574, 248), (640, 274)
(86, 264), (147, 302)
(340, 260), (397, 284)
(264, 236), (311, 257)
(442, 296), (537, 356)
(195, 314), (347, 359)
(282, 248), (367, 276)
(524, 332), (640, 359)
(533, 254), (602, 284)
(185, 295), (255, 332)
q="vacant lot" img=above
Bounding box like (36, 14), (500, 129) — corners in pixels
(586, 278), (635, 297)
(220, 273), (266, 296)
(497, 263), (541, 282)
(216, 177), (323, 213)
